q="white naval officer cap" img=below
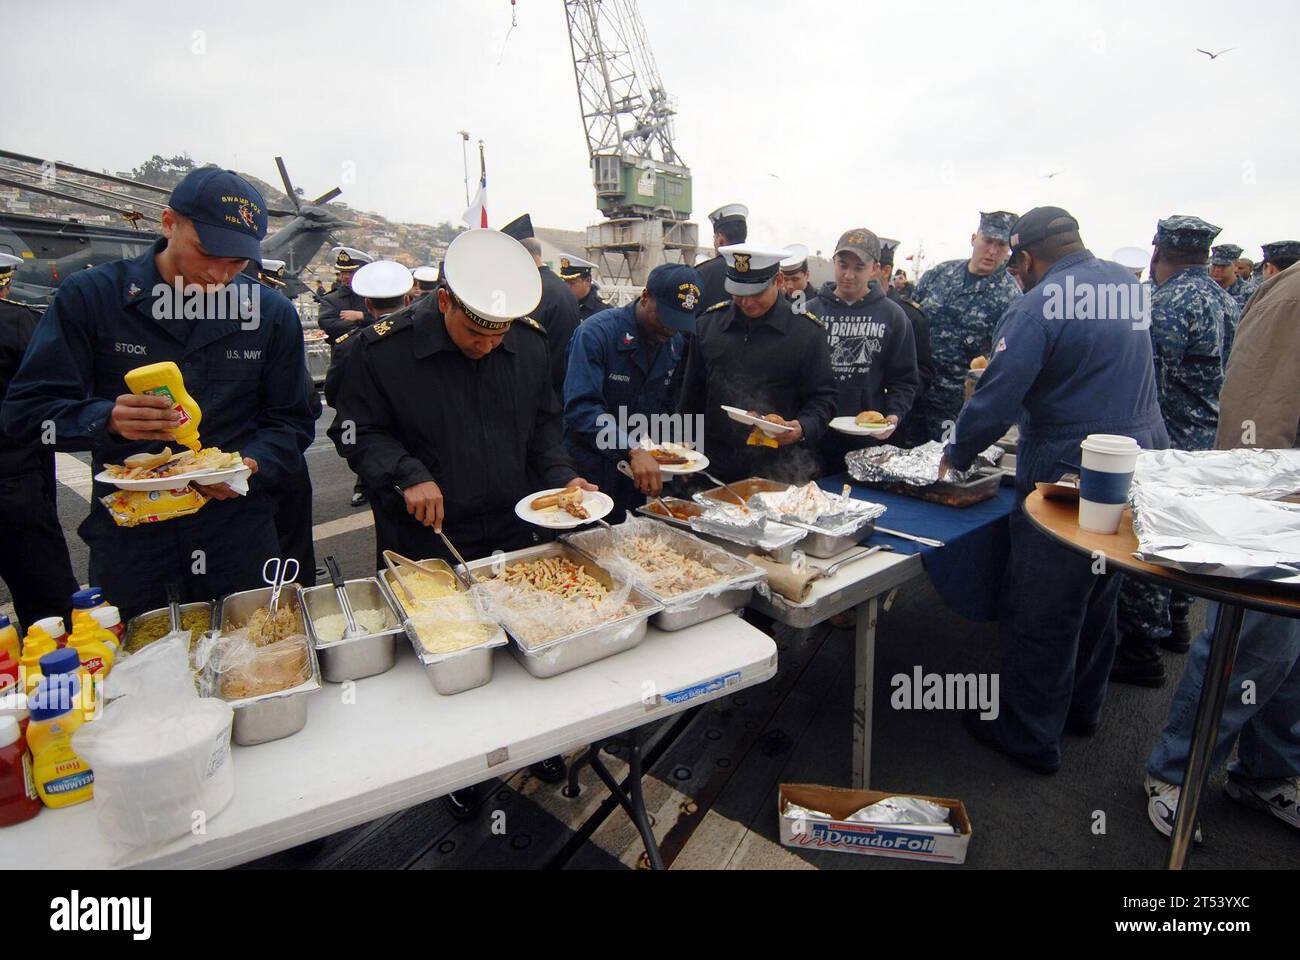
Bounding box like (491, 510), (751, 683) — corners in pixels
(0, 253), (23, 269)
(558, 253), (597, 280)
(412, 265), (440, 284)
(708, 203), (749, 226)
(719, 243), (791, 296)
(442, 229), (543, 331)
(780, 244), (810, 272)
(351, 260), (414, 299)
(331, 246), (373, 271)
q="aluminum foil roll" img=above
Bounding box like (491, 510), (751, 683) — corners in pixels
(846, 441), (1002, 487)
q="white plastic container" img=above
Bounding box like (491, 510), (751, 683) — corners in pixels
(1078, 434), (1141, 533)
(74, 699), (235, 852)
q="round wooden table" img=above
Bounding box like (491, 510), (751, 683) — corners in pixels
(1024, 490), (1300, 869)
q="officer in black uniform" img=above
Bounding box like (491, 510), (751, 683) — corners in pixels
(0, 252), (80, 629)
(676, 243), (837, 484)
(410, 265), (439, 305)
(1, 169), (316, 619)
(500, 214), (581, 394)
(780, 244), (816, 306)
(255, 257), (322, 587)
(558, 253), (608, 321)
(878, 238), (934, 448)
(319, 246), (374, 508)
(327, 228), (594, 571)
(696, 204), (749, 313)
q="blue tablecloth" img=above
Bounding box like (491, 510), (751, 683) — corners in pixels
(817, 473), (1016, 622)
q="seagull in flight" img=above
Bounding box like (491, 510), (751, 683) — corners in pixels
(1042, 170), (1066, 180)
(1196, 47), (1235, 60)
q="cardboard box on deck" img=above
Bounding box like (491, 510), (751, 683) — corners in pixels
(778, 783), (972, 864)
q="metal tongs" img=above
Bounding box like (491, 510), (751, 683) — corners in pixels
(261, 556), (300, 614)
(324, 555), (363, 640)
(618, 459), (673, 520)
(700, 470), (750, 510)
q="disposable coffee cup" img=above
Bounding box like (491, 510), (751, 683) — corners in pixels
(1078, 435), (1140, 533)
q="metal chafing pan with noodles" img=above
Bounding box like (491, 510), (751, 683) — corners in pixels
(461, 542), (662, 679)
(565, 522), (767, 631)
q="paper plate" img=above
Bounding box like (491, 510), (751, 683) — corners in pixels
(515, 488), (614, 530)
(830, 416), (894, 437)
(647, 444), (711, 476)
(721, 405), (795, 435)
(95, 465), (251, 492)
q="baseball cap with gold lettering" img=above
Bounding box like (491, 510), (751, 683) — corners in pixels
(168, 168), (268, 262)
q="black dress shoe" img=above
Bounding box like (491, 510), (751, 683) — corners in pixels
(1162, 618), (1192, 654)
(529, 756), (568, 784)
(961, 711), (1059, 775)
(445, 785), (483, 822)
(1109, 657), (1166, 688)
(349, 490), (368, 508)
(1064, 717), (1099, 737)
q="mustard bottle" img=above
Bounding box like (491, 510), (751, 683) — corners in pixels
(124, 361), (202, 452)
(67, 613), (117, 680)
(19, 626), (56, 695)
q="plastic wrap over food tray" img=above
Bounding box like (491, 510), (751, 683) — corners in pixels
(847, 440), (1004, 487)
(1129, 449), (1300, 583)
(687, 500), (808, 554)
(749, 482), (887, 538)
(566, 517), (767, 614)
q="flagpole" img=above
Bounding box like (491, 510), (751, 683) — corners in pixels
(478, 140), (487, 228)
(459, 130), (471, 207)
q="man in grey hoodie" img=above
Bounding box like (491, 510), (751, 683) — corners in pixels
(806, 228), (919, 472)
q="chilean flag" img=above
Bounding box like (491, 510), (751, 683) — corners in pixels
(462, 168), (488, 229)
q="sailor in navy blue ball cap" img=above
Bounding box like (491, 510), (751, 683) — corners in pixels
(561, 261), (703, 510)
(167, 167), (268, 262)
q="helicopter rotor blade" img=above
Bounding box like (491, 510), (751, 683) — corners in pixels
(274, 156), (301, 212)
(311, 186), (342, 206)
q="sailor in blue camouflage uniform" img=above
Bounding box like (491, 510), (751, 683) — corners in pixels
(1258, 240), (1300, 283)
(1113, 216), (1239, 687)
(1209, 243), (1251, 343)
(940, 207), (1167, 774)
(913, 211), (1022, 442)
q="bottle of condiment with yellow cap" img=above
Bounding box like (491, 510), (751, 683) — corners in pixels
(123, 361), (202, 452)
(19, 626), (56, 695)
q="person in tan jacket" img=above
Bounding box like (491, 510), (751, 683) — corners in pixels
(1216, 260), (1300, 450)
(1142, 261), (1300, 840)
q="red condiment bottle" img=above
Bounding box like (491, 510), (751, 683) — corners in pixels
(0, 715), (41, 827)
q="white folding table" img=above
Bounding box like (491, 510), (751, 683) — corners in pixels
(10, 615), (776, 870)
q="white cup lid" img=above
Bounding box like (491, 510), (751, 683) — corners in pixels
(1081, 434), (1140, 456)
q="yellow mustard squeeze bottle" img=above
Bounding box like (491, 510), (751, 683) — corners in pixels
(124, 361), (202, 452)
(19, 626), (56, 695)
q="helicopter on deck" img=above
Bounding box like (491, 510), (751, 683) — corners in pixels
(0, 149), (353, 306)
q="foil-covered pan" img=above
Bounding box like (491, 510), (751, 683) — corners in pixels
(1130, 449), (1300, 583)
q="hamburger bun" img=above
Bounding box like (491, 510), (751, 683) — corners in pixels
(123, 447), (174, 471)
(970, 356), (989, 371)
(855, 410), (887, 427)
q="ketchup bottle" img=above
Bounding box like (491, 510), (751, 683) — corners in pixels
(0, 715), (41, 827)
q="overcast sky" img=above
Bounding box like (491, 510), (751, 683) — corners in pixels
(10, 0), (1298, 269)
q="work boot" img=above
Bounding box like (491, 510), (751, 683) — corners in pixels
(1110, 656), (1166, 688)
(445, 784), (483, 822)
(1162, 614), (1192, 654)
(529, 756), (568, 784)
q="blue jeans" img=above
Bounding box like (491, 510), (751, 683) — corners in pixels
(1148, 602), (1300, 784)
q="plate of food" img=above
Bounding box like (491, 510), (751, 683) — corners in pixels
(830, 411), (895, 436)
(515, 487), (615, 529)
(643, 443), (710, 475)
(720, 405), (796, 435)
(96, 446), (250, 491)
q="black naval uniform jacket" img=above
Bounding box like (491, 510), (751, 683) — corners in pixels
(676, 296), (838, 484)
(694, 256), (728, 314)
(327, 301), (578, 566)
(575, 286), (608, 322)
(537, 265), (581, 392)
(318, 285), (367, 344)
